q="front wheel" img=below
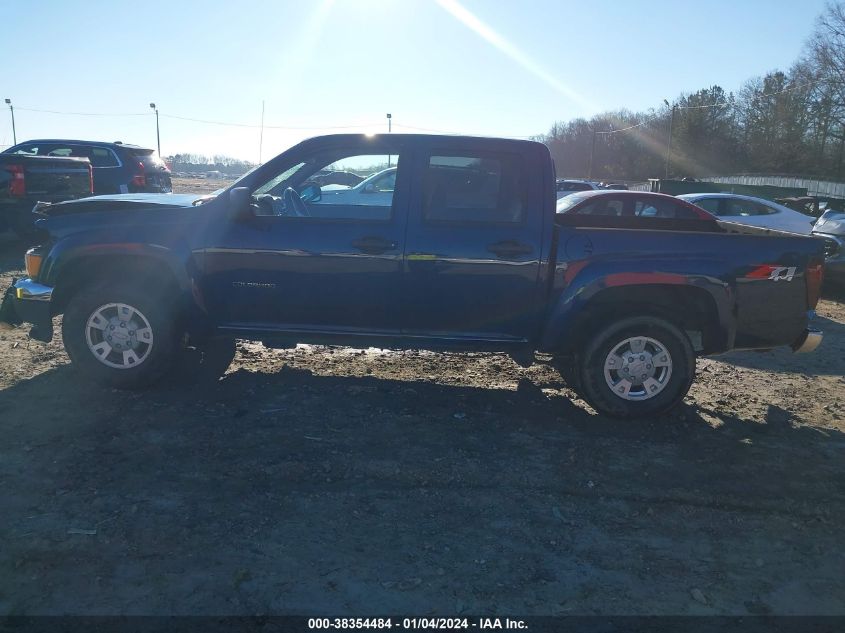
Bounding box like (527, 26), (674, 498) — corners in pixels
(576, 316), (695, 419)
(62, 282), (178, 389)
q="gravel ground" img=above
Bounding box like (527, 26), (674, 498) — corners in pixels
(0, 219), (844, 616)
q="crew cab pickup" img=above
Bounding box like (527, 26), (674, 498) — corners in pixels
(0, 154), (92, 239)
(0, 134), (826, 418)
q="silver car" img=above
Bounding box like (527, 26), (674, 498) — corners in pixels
(677, 193), (816, 235)
(812, 209), (845, 284)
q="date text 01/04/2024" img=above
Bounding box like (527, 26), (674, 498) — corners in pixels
(307, 617), (528, 630)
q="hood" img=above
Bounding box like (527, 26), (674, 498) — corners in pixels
(38, 192), (214, 216)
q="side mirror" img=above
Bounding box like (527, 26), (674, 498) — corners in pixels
(229, 187), (252, 219)
(300, 183), (322, 202)
(363, 183), (376, 194)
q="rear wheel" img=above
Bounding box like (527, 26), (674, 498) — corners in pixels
(62, 282), (178, 388)
(576, 316), (695, 418)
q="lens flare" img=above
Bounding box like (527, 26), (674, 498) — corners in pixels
(434, 0), (594, 114)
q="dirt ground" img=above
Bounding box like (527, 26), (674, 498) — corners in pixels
(0, 228), (844, 616)
(172, 176), (237, 195)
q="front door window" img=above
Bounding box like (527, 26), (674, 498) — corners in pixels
(252, 154), (399, 221)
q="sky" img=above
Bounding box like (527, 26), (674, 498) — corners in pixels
(1, 0), (829, 162)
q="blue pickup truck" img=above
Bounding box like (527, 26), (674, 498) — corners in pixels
(0, 134), (827, 418)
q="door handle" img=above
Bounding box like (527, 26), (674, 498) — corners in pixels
(487, 240), (533, 258)
(351, 236), (397, 254)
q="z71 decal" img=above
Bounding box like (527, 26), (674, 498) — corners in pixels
(768, 266), (797, 281)
(747, 265), (797, 282)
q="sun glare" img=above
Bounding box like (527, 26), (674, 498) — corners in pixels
(434, 0), (595, 114)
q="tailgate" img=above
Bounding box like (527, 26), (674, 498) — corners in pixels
(732, 232), (826, 349)
(22, 156), (91, 198)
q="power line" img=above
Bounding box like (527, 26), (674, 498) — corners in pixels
(16, 107), (149, 116)
(10, 106), (533, 137)
(8, 76), (839, 140)
(161, 113), (380, 130)
(593, 78), (832, 136)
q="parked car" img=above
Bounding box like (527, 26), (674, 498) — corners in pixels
(0, 153), (92, 239)
(315, 167), (396, 207)
(812, 209), (845, 285)
(556, 190), (715, 220)
(556, 179), (601, 199)
(677, 193), (816, 234)
(0, 134), (825, 419)
(3, 140), (171, 195)
(311, 170), (365, 188)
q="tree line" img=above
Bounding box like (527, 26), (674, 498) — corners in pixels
(537, 2), (845, 183)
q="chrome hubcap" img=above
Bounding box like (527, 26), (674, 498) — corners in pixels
(85, 303), (153, 369)
(604, 336), (672, 401)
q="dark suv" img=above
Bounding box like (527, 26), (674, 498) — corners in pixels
(3, 139), (172, 195)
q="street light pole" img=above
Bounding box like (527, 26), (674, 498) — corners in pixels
(587, 128), (596, 180)
(149, 102), (160, 156)
(386, 113), (392, 167)
(663, 99), (675, 180)
(4, 99), (16, 145)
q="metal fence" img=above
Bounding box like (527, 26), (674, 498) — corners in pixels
(707, 175), (845, 198)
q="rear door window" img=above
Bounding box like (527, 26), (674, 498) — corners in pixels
(87, 147), (120, 167)
(423, 153), (527, 224)
(570, 197), (625, 216)
(692, 198), (722, 216)
(634, 198), (701, 219)
(43, 144), (88, 159)
(725, 199), (775, 216)
(10, 144), (39, 155)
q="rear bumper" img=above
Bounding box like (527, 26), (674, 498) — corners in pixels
(825, 258), (845, 282)
(0, 278), (54, 342)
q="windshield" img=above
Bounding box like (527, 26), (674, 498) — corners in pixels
(556, 193), (588, 213)
(252, 161), (309, 195)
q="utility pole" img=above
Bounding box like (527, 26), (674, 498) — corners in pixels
(663, 99), (676, 180)
(587, 128), (596, 179)
(5, 99), (16, 145)
(259, 100), (265, 165)
(387, 113), (392, 167)
(149, 103), (160, 156)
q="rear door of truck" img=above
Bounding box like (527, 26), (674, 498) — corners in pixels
(401, 139), (547, 341)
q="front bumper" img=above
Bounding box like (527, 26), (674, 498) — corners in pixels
(0, 278), (54, 342)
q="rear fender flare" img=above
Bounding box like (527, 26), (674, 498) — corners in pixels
(540, 260), (735, 353)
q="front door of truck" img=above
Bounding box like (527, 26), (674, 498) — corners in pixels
(198, 140), (408, 334)
(401, 143), (545, 341)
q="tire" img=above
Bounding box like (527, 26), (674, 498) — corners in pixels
(577, 316), (695, 419)
(62, 281), (178, 389)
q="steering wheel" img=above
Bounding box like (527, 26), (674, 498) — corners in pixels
(283, 187), (310, 217)
(254, 194), (279, 216)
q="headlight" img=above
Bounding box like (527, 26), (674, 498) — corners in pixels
(25, 249), (43, 279)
